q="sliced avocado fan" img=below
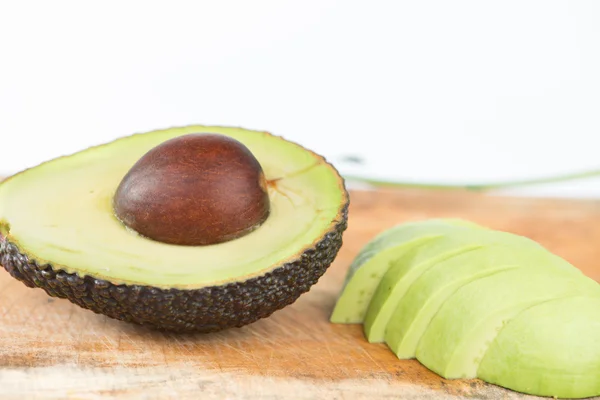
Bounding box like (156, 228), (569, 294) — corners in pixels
(0, 125), (349, 332)
(332, 219), (600, 399)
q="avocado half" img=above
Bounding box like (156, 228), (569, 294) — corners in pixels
(0, 125), (349, 332)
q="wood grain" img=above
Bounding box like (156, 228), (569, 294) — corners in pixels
(1, 187), (600, 400)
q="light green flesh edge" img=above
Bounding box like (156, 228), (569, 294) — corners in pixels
(385, 245), (580, 359)
(329, 219), (482, 323)
(478, 296), (600, 399)
(363, 229), (560, 343)
(416, 268), (600, 380)
(0, 126), (346, 288)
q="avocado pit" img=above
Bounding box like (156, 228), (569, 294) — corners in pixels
(113, 133), (271, 246)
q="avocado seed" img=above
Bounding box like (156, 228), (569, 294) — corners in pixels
(113, 133), (271, 246)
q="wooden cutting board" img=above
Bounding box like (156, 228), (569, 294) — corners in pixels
(1, 187), (600, 400)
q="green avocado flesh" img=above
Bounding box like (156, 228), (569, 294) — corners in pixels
(416, 267), (600, 379)
(478, 296), (600, 398)
(329, 218), (481, 324)
(0, 125), (349, 332)
(332, 219), (600, 398)
(363, 228), (562, 343)
(385, 246), (580, 359)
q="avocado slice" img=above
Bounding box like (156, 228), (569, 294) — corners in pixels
(478, 296), (600, 399)
(363, 229), (565, 343)
(384, 245), (579, 359)
(0, 125), (349, 332)
(330, 218), (481, 324)
(416, 268), (600, 380)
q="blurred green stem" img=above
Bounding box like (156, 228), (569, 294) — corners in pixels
(343, 168), (600, 191)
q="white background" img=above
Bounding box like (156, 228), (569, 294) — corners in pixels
(2, 1), (600, 197)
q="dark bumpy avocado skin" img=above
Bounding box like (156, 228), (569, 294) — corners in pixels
(0, 203), (348, 333)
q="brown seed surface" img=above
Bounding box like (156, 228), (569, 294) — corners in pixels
(113, 133), (270, 246)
